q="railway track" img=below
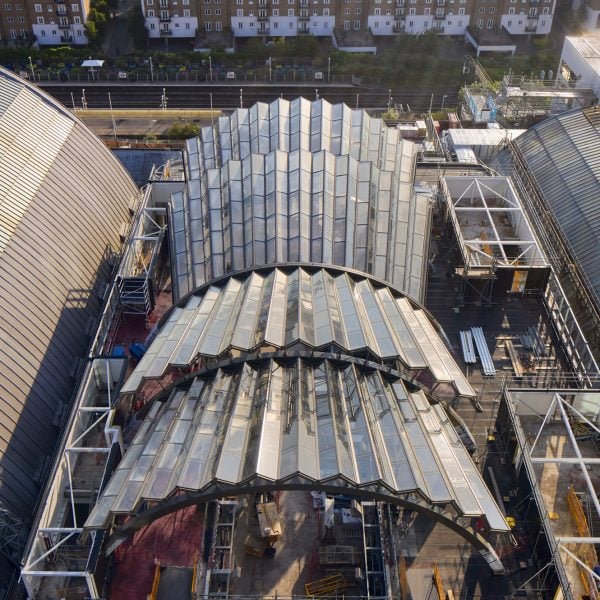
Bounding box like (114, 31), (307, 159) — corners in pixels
(38, 82), (459, 113)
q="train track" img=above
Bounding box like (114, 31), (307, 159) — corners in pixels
(38, 82), (459, 113)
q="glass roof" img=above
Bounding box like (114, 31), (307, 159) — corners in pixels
(121, 267), (473, 399)
(171, 98), (427, 303)
(87, 358), (506, 533)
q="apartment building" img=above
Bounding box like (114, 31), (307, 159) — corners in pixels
(0, 0), (89, 45)
(144, 0), (554, 40)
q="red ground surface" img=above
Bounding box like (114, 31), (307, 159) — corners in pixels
(109, 505), (204, 599)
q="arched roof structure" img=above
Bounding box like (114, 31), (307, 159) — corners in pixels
(0, 68), (138, 576)
(86, 99), (507, 573)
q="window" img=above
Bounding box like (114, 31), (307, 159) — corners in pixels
(542, 6), (549, 13)
(409, 7), (415, 13)
(37, 16), (44, 22)
(182, 0), (189, 4)
(374, 7), (380, 13)
(34, 3), (41, 11)
(479, 7), (485, 12)
(185, 21), (190, 27)
(323, 7), (328, 14)
(4, 4), (12, 10)
(150, 22), (155, 28)
(7, 16), (13, 22)
(345, 7), (350, 12)
(147, 0), (153, 5)
(205, 20), (211, 29)
(237, 0), (242, 4)
(529, 7), (537, 15)
(237, 8), (243, 15)
(487, 17), (494, 26)
(288, 7), (294, 14)
(355, 6), (360, 12)
(489, 6), (495, 12)
(353, 18), (360, 27)
(508, 7), (514, 13)
(71, 3), (78, 10)
(343, 18), (350, 28)
(408, 18), (413, 25)
(238, 21), (242, 27)
(374, 19), (379, 25)
(458, 7), (464, 13)
(10, 29), (16, 38)
(73, 15), (80, 22)
(507, 19), (512, 25)
(205, 8), (210, 14)
(477, 17), (483, 25)
(40, 29), (45, 36)
(47, 5), (52, 11)
(183, 8), (190, 14)
(216, 19), (222, 28)
(14, 2), (21, 7)
(273, 8), (278, 14)
(288, 20), (293, 25)
(214, 8), (221, 14)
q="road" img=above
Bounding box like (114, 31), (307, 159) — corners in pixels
(38, 82), (459, 113)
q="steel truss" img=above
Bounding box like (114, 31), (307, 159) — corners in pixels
(506, 389), (600, 600)
(21, 357), (128, 600)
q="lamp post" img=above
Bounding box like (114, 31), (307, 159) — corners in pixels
(441, 94), (447, 110)
(81, 88), (87, 109)
(240, 88), (243, 108)
(387, 89), (392, 112)
(149, 56), (154, 81)
(160, 88), (167, 109)
(429, 93), (434, 114)
(269, 56), (272, 83)
(209, 55), (213, 82)
(108, 92), (117, 140)
(28, 56), (35, 81)
(327, 56), (331, 82)
(315, 88), (319, 99)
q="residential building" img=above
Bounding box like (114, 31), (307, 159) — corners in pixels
(142, 0), (555, 42)
(29, 0), (89, 45)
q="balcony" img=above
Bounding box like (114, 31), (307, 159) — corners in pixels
(160, 28), (172, 35)
(159, 14), (171, 20)
(524, 25), (536, 31)
(60, 35), (73, 42)
(257, 13), (268, 19)
(299, 14), (309, 19)
(434, 12), (445, 18)
(56, 9), (68, 16)
(58, 22), (71, 28)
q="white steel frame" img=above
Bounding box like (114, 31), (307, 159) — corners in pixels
(442, 176), (547, 270)
(21, 357), (127, 600)
(507, 389), (600, 600)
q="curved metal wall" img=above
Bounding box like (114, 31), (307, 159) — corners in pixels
(515, 108), (600, 303)
(0, 69), (138, 551)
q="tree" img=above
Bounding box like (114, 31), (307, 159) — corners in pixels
(166, 121), (199, 139)
(128, 6), (149, 50)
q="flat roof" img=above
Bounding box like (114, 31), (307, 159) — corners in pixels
(565, 34), (600, 75)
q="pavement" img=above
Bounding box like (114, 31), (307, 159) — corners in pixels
(102, 0), (138, 59)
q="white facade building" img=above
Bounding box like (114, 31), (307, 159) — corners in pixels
(558, 34), (600, 98)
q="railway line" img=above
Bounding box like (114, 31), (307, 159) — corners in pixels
(38, 82), (459, 112)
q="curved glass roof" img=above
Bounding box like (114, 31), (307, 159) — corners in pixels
(87, 357), (506, 533)
(170, 98), (428, 303)
(121, 267), (474, 398)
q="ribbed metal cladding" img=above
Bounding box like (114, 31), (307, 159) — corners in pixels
(514, 108), (600, 303)
(0, 68), (138, 544)
(86, 359), (507, 533)
(170, 98), (429, 303)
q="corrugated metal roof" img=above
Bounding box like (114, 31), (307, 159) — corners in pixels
(514, 107), (600, 303)
(0, 68), (138, 572)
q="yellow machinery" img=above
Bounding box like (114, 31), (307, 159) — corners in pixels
(567, 486), (599, 599)
(304, 573), (346, 597)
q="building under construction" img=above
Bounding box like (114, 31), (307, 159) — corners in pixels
(1, 67), (600, 600)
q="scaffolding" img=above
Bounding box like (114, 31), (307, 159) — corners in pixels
(21, 357), (128, 600)
(503, 388), (600, 600)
